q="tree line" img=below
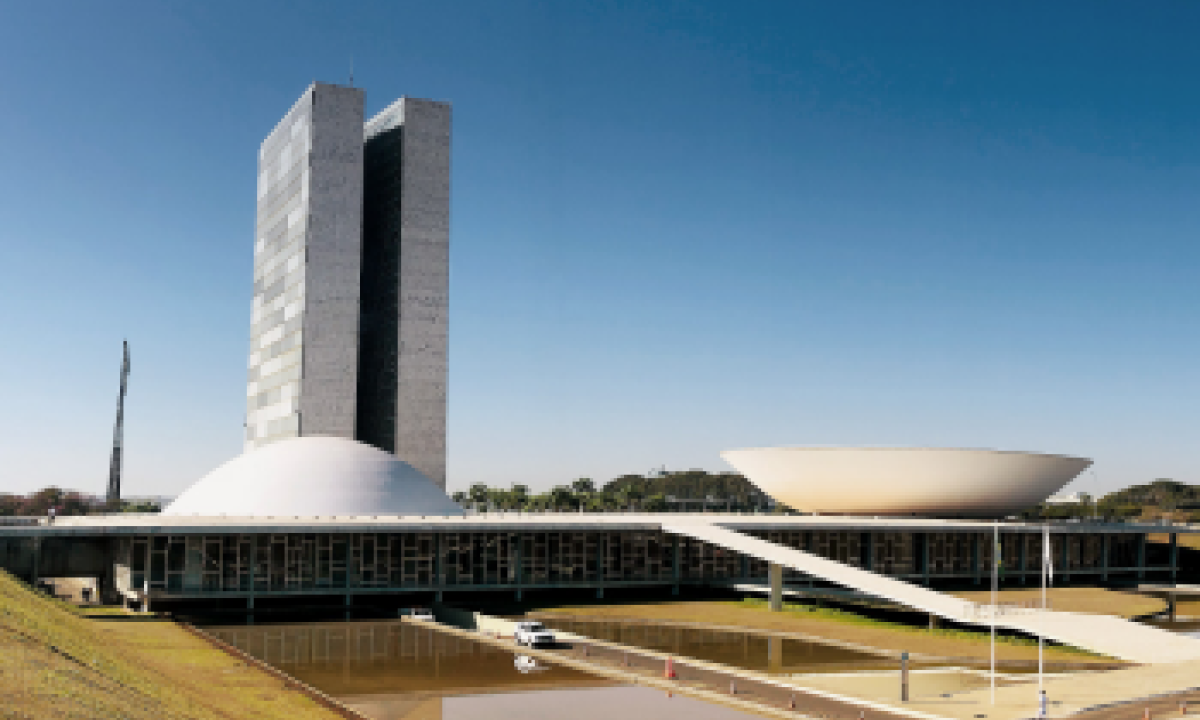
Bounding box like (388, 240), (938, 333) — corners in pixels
(449, 470), (776, 513)
(0, 488), (160, 517)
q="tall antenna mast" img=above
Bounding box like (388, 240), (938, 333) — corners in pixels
(106, 340), (130, 508)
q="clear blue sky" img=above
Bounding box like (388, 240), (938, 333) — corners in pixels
(1, 1), (1198, 499)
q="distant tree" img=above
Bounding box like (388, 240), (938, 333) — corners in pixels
(642, 492), (667, 512)
(571, 478), (596, 495)
(549, 486), (575, 511)
(468, 483), (489, 508)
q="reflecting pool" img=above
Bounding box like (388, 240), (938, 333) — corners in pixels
(206, 620), (766, 720)
(535, 616), (887, 673)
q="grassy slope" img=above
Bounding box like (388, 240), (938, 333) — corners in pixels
(0, 569), (339, 719)
(533, 598), (1120, 664)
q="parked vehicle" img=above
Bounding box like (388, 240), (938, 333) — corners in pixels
(404, 607), (435, 621)
(513, 620), (556, 647)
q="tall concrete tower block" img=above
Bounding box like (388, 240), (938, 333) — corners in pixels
(245, 83), (450, 490)
(247, 83), (365, 450)
(359, 98), (451, 489)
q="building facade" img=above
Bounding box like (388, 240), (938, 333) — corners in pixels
(245, 83), (450, 488)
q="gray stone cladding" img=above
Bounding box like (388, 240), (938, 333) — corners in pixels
(360, 98), (450, 489)
(246, 84), (448, 491)
(298, 84), (365, 439)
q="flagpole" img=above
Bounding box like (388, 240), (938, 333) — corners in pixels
(991, 519), (997, 706)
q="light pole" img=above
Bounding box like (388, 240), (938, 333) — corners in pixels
(991, 519), (998, 706)
(1039, 523), (1048, 696)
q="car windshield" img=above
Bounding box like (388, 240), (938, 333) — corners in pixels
(524, 622), (544, 631)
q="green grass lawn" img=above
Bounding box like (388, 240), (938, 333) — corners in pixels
(0, 569), (341, 719)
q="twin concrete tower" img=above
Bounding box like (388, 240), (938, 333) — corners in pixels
(245, 83), (450, 488)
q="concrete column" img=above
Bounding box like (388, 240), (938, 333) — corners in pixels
(595, 533), (607, 599)
(1018, 533), (1028, 586)
(863, 532), (874, 572)
(1169, 594), (1177, 622)
(768, 563), (783, 611)
(1101, 534), (1109, 582)
(1137, 534), (1147, 581)
(671, 534), (681, 596)
(30, 537), (41, 586)
(345, 593), (352, 621)
(972, 533), (982, 585)
(515, 534), (524, 595)
(921, 534), (931, 586)
(1170, 533), (1178, 583)
(1060, 533), (1070, 585)
(247, 596), (255, 626)
(433, 533), (443, 590)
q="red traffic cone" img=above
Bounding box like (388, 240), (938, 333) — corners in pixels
(664, 656), (677, 679)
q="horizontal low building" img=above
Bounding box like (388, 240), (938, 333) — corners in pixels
(0, 439), (1188, 615)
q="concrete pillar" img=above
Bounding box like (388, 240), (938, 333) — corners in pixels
(1137, 534), (1147, 581)
(514, 533), (524, 597)
(596, 533), (607, 599)
(1169, 594), (1177, 622)
(433, 533), (442, 589)
(1101, 534), (1109, 582)
(768, 563), (783, 611)
(1060, 533), (1070, 585)
(345, 593), (352, 621)
(863, 532), (874, 572)
(1018, 533), (1028, 586)
(246, 596), (255, 626)
(921, 533), (931, 586)
(30, 537), (41, 586)
(1170, 533), (1179, 583)
(672, 534), (682, 596)
(972, 533), (982, 585)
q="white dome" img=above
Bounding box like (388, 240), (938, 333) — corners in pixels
(164, 436), (463, 517)
(723, 447), (1091, 517)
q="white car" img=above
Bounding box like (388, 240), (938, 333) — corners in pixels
(514, 620), (556, 647)
(405, 607), (435, 621)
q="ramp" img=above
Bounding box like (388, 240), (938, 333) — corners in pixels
(665, 522), (1200, 664)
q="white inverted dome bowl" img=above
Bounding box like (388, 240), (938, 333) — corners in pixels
(164, 436), (463, 517)
(722, 447), (1090, 517)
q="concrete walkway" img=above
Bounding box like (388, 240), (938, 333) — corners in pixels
(665, 523), (1200, 664)
(799, 660), (1200, 720)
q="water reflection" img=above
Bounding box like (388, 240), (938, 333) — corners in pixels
(207, 620), (604, 696)
(538, 617), (884, 673)
(206, 620), (765, 720)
